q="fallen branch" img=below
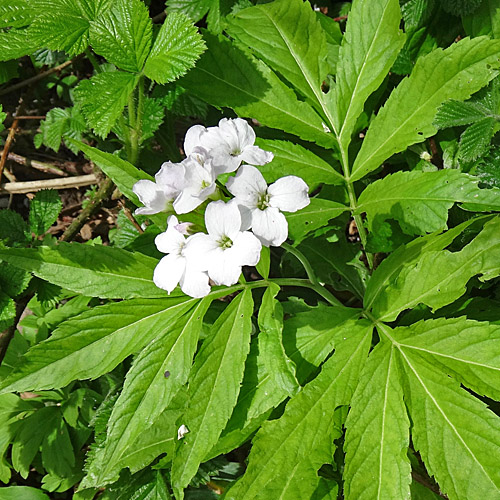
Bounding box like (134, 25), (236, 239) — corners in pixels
(4, 151), (67, 176)
(0, 174), (97, 194)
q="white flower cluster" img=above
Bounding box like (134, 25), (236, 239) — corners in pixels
(133, 118), (310, 298)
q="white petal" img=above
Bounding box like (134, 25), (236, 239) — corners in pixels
(153, 254), (185, 294)
(180, 266), (210, 298)
(204, 201), (242, 241)
(240, 145), (274, 166)
(251, 207), (288, 246)
(226, 165), (266, 207)
(184, 125), (208, 156)
(210, 147), (242, 175)
(155, 161), (186, 192)
(219, 117), (255, 149)
(133, 180), (169, 214)
(173, 191), (203, 215)
(229, 231), (262, 266)
(183, 233), (220, 272)
(231, 202), (253, 231)
(207, 251), (242, 286)
(268, 176), (310, 212)
(155, 215), (185, 254)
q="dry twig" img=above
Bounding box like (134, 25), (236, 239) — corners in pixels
(0, 174), (97, 194)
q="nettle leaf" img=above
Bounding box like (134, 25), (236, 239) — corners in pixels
(351, 36), (500, 181)
(0, 242), (164, 299)
(171, 289), (253, 497)
(434, 99), (492, 128)
(0, 0), (34, 28)
(90, 0), (152, 72)
(69, 140), (153, 206)
(166, 0), (212, 22)
(286, 198), (348, 243)
(74, 71), (139, 139)
(29, 0), (112, 56)
(331, 0), (405, 152)
(0, 291), (15, 331)
(143, 12), (205, 84)
(463, 0), (500, 38)
(0, 209), (29, 245)
(372, 217), (500, 321)
(255, 139), (344, 188)
(344, 342), (411, 500)
(225, 325), (372, 499)
(395, 337), (500, 498)
(86, 299), (210, 487)
(0, 296), (194, 393)
(0, 27), (39, 61)
(0, 262), (31, 298)
(458, 117), (496, 161)
(227, 0), (328, 107)
(28, 189), (62, 236)
(180, 32), (335, 149)
(356, 170), (500, 236)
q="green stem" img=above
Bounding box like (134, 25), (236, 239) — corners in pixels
(281, 242), (320, 285)
(84, 48), (102, 74)
(128, 76), (144, 165)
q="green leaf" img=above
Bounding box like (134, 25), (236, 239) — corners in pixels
(441, 0), (482, 15)
(364, 216), (483, 311)
(393, 317), (500, 401)
(180, 32), (335, 148)
(255, 139), (344, 188)
(227, 0), (328, 106)
(0, 209), (29, 245)
(371, 217), (500, 321)
(0, 262), (30, 298)
(255, 245), (269, 279)
(0, 0), (34, 28)
(463, 0), (500, 38)
(356, 170), (500, 236)
(74, 71), (139, 138)
(351, 37), (500, 181)
(225, 325), (371, 499)
(396, 338), (500, 498)
(0, 296), (194, 394)
(37, 107), (86, 153)
(0, 28), (38, 61)
(29, 189), (62, 236)
(0, 486), (50, 500)
(171, 290), (253, 497)
(87, 299), (209, 487)
(166, 0), (211, 22)
(458, 117), (496, 161)
(143, 12), (205, 84)
(69, 140), (153, 206)
(90, 0), (152, 72)
(287, 198), (348, 242)
(0, 291), (15, 331)
(41, 419), (75, 477)
(434, 99), (491, 128)
(331, 0), (405, 152)
(344, 342), (411, 500)
(0, 243), (164, 299)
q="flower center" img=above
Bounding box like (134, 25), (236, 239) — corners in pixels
(201, 180), (211, 189)
(230, 149), (241, 157)
(257, 192), (271, 211)
(218, 235), (233, 249)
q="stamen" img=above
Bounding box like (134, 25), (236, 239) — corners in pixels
(218, 235), (233, 249)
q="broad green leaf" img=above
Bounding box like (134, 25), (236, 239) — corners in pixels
(287, 198), (348, 242)
(90, 0), (152, 72)
(0, 0), (33, 28)
(227, 0), (328, 106)
(282, 303), (368, 383)
(68, 140), (153, 206)
(397, 340), (500, 499)
(0, 297), (194, 393)
(0, 243), (163, 299)
(181, 33), (335, 148)
(0, 486), (50, 500)
(41, 419), (75, 477)
(463, 0), (500, 38)
(0, 262), (30, 298)
(166, 0), (211, 22)
(351, 37), (500, 181)
(372, 217), (500, 321)
(74, 71), (139, 138)
(0, 28), (38, 61)
(171, 290), (253, 497)
(331, 0), (405, 152)
(255, 139), (344, 188)
(356, 170), (500, 236)
(29, 189), (62, 236)
(144, 12), (205, 84)
(393, 317), (500, 401)
(0, 209), (29, 244)
(0, 291), (15, 331)
(364, 216), (488, 311)
(344, 343), (411, 500)
(458, 117), (496, 161)
(86, 299), (209, 487)
(225, 325), (372, 499)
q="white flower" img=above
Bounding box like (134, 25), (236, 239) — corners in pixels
(226, 165), (310, 246)
(153, 216), (210, 298)
(133, 161), (185, 215)
(177, 424), (189, 440)
(196, 118), (273, 175)
(184, 201), (262, 286)
(173, 148), (217, 214)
